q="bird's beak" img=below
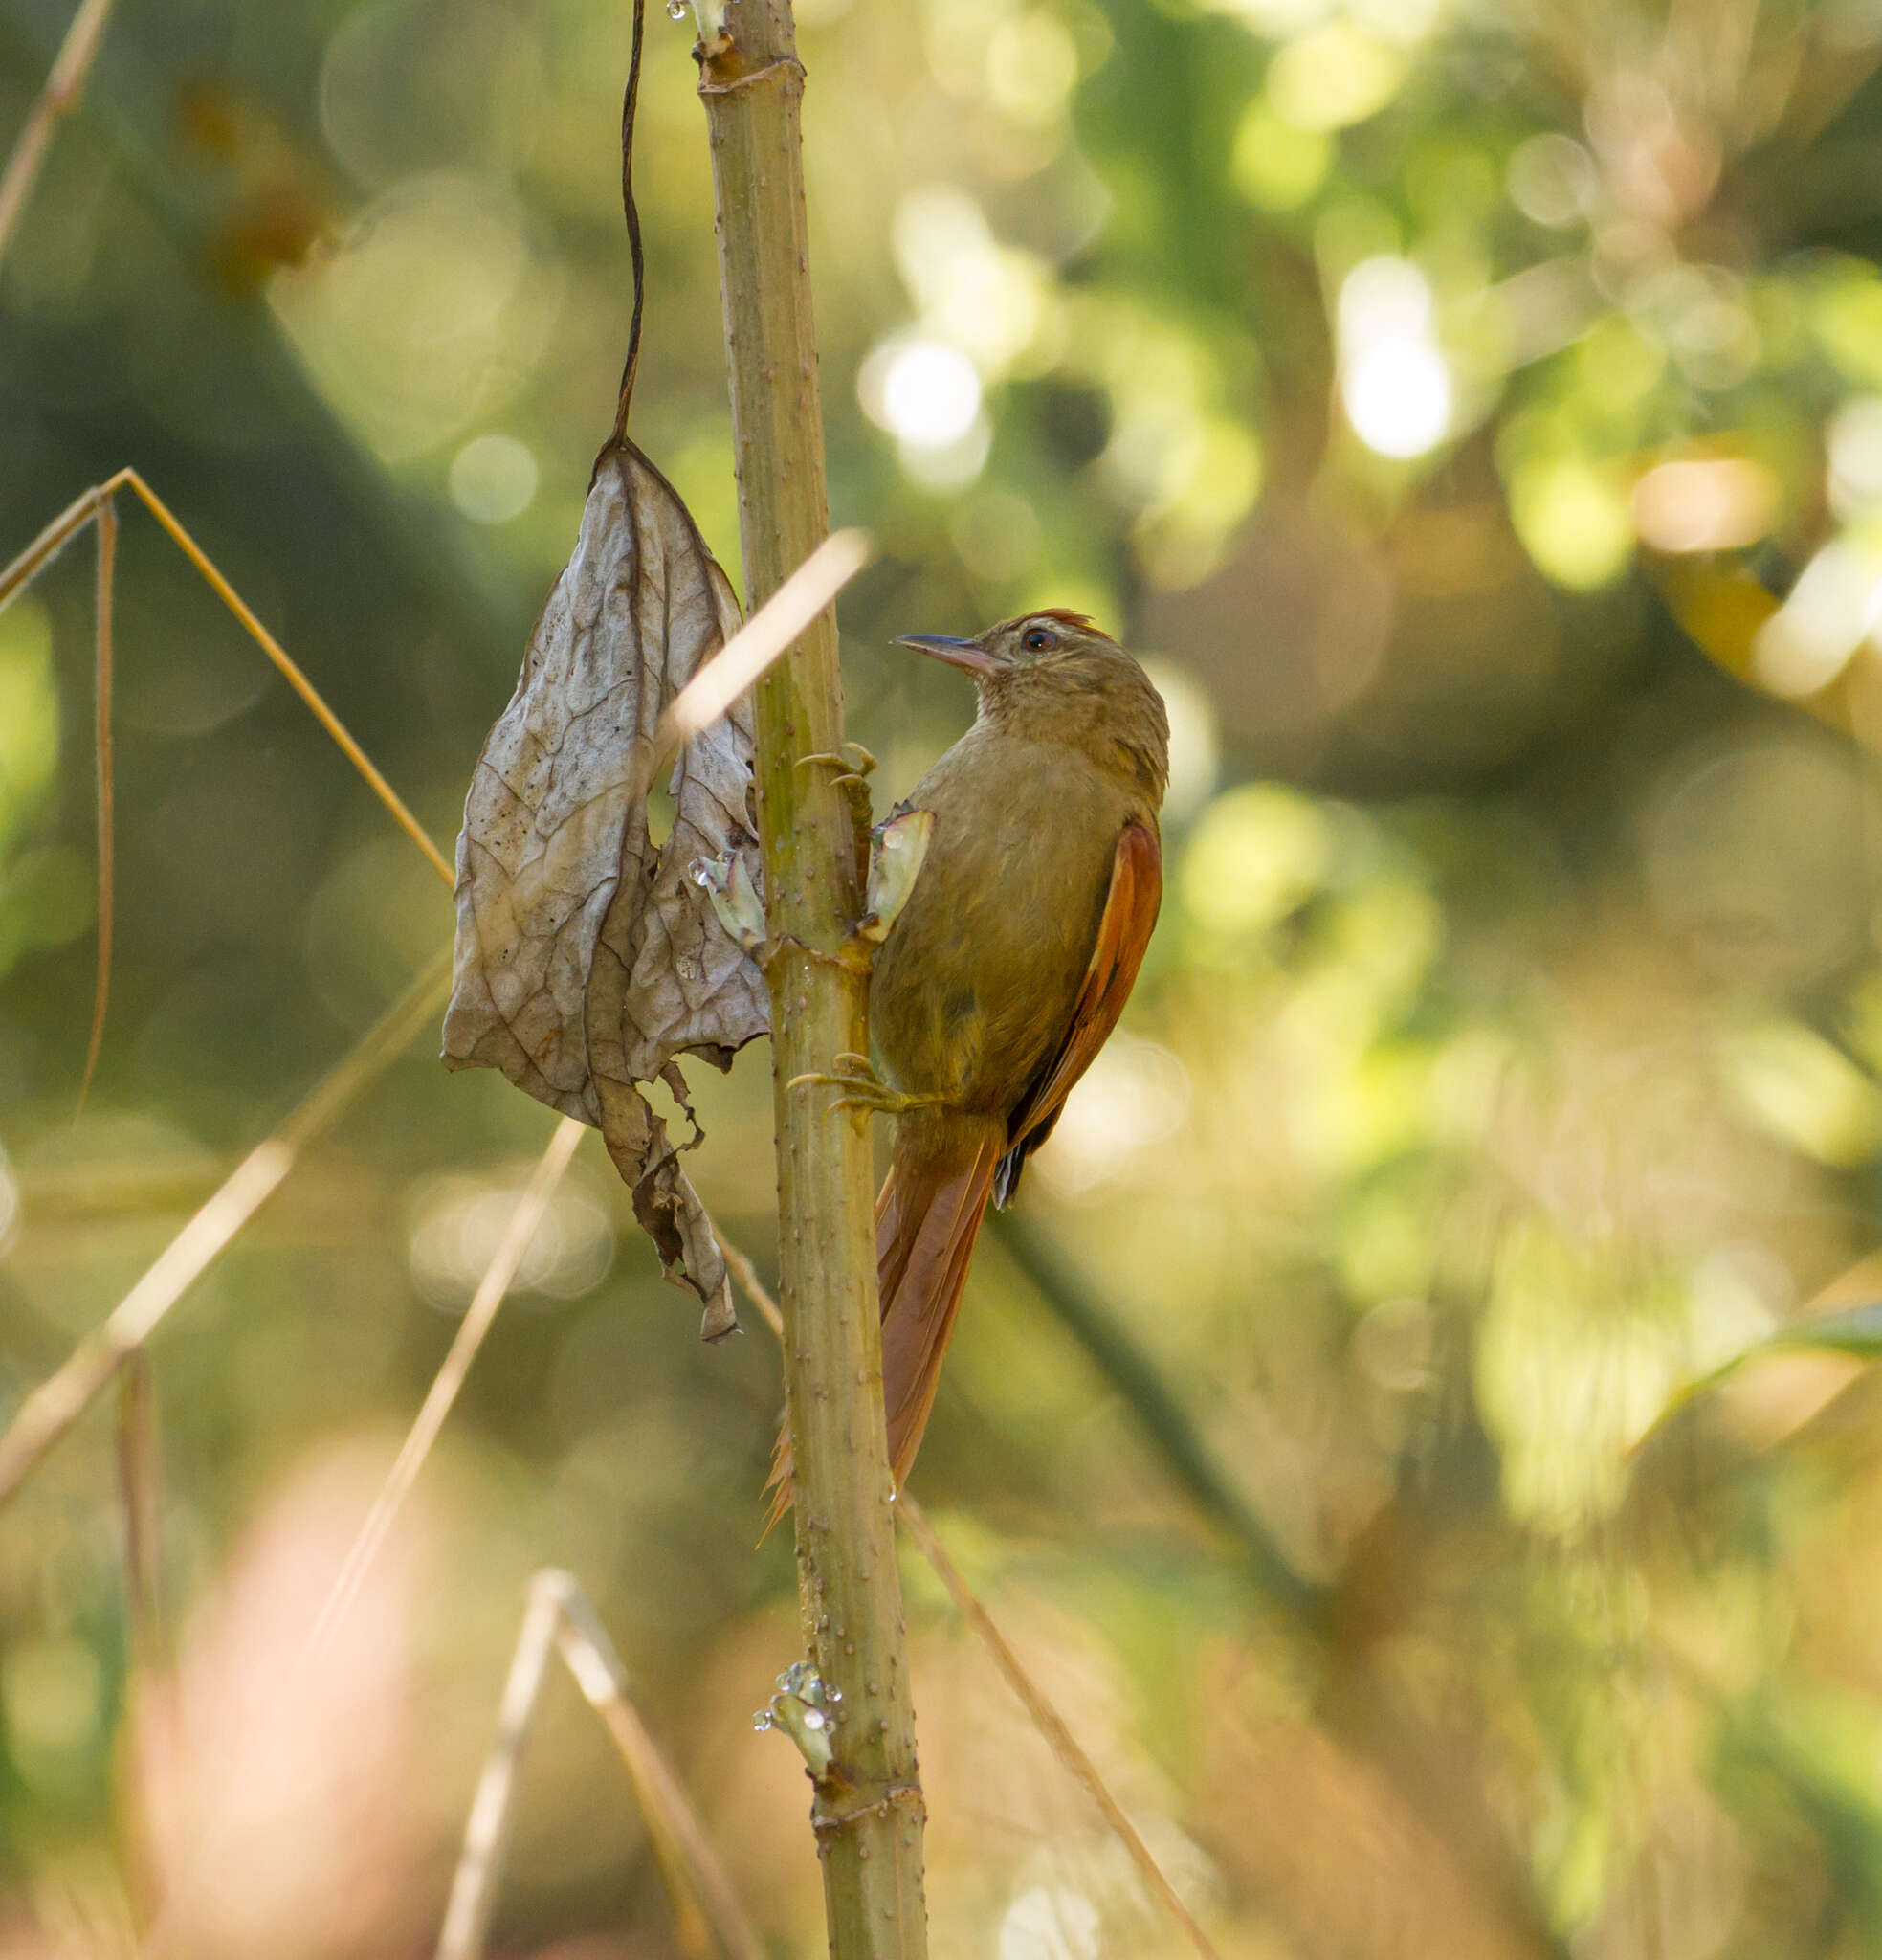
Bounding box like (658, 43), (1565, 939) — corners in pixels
(894, 634), (1004, 679)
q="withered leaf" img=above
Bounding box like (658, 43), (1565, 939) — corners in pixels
(443, 439), (769, 1339)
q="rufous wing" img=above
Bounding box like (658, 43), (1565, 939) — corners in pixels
(993, 818), (1162, 1207)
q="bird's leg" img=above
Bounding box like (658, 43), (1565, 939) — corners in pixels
(786, 1052), (949, 1125)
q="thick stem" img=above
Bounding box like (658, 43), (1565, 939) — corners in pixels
(696, 9), (928, 1955)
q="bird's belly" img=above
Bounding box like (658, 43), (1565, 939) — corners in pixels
(869, 751), (1120, 1116)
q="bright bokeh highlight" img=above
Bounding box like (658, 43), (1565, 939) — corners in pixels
(863, 338), (985, 450)
(1338, 256), (1452, 457)
(449, 434), (540, 524)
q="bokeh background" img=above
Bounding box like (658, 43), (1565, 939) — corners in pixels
(7, 0), (1882, 1952)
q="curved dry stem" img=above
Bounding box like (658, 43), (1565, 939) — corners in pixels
(553, 1582), (769, 1960)
(0, 953), (452, 1512)
(105, 469), (454, 884)
(435, 1574), (565, 1960)
(895, 1499), (1225, 1960)
(1, 465), (457, 1114)
(0, 479), (109, 608)
(606, 0), (648, 455)
(77, 492), (115, 1110)
(115, 1351), (162, 1670)
(0, 467), (454, 882)
(438, 1570), (768, 1960)
(307, 1115), (587, 1660)
(0, 0), (115, 270)
(1, 469), (866, 923)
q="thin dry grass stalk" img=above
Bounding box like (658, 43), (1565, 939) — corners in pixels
(437, 1570), (767, 1960)
(307, 1114), (587, 1659)
(894, 1498), (1227, 1960)
(0, 1135), (291, 1504)
(435, 1572), (565, 1960)
(663, 528), (869, 747)
(719, 1239), (1226, 1960)
(80, 493), (116, 1108)
(127, 1110), (583, 1960)
(115, 1350), (165, 1940)
(0, 466), (453, 882)
(552, 1582), (768, 1960)
(115, 1351), (162, 1671)
(0, 951), (451, 1511)
(0, 0), (115, 268)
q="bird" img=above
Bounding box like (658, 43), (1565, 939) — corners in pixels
(767, 610), (1168, 1525)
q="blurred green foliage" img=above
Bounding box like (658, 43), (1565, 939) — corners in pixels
(8, 0), (1882, 1954)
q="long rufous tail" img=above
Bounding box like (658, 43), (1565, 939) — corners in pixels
(764, 1111), (1002, 1534)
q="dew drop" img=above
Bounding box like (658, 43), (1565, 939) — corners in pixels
(666, 0), (687, 17)
(753, 1710), (774, 1731)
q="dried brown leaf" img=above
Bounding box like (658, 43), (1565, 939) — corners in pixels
(443, 440), (768, 1338)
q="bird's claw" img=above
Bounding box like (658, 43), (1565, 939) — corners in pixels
(786, 1054), (944, 1123)
(796, 743), (876, 778)
(798, 749), (879, 888)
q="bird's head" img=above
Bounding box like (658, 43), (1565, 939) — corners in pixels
(896, 609), (1119, 679)
(895, 611), (1169, 802)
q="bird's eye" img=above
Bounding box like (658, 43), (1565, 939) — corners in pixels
(1022, 626), (1057, 653)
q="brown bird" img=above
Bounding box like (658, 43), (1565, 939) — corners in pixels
(768, 611), (1168, 1522)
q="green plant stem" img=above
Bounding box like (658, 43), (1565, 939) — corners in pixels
(696, 9), (928, 1954)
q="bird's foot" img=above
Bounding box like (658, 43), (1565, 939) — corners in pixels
(796, 742), (876, 784)
(786, 1053), (946, 1124)
(773, 933), (873, 976)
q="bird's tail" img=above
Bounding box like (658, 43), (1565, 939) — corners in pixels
(764, 1110), (1003, 1535)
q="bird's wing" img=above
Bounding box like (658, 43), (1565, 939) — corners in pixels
(994, 818), (1162, 1207)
